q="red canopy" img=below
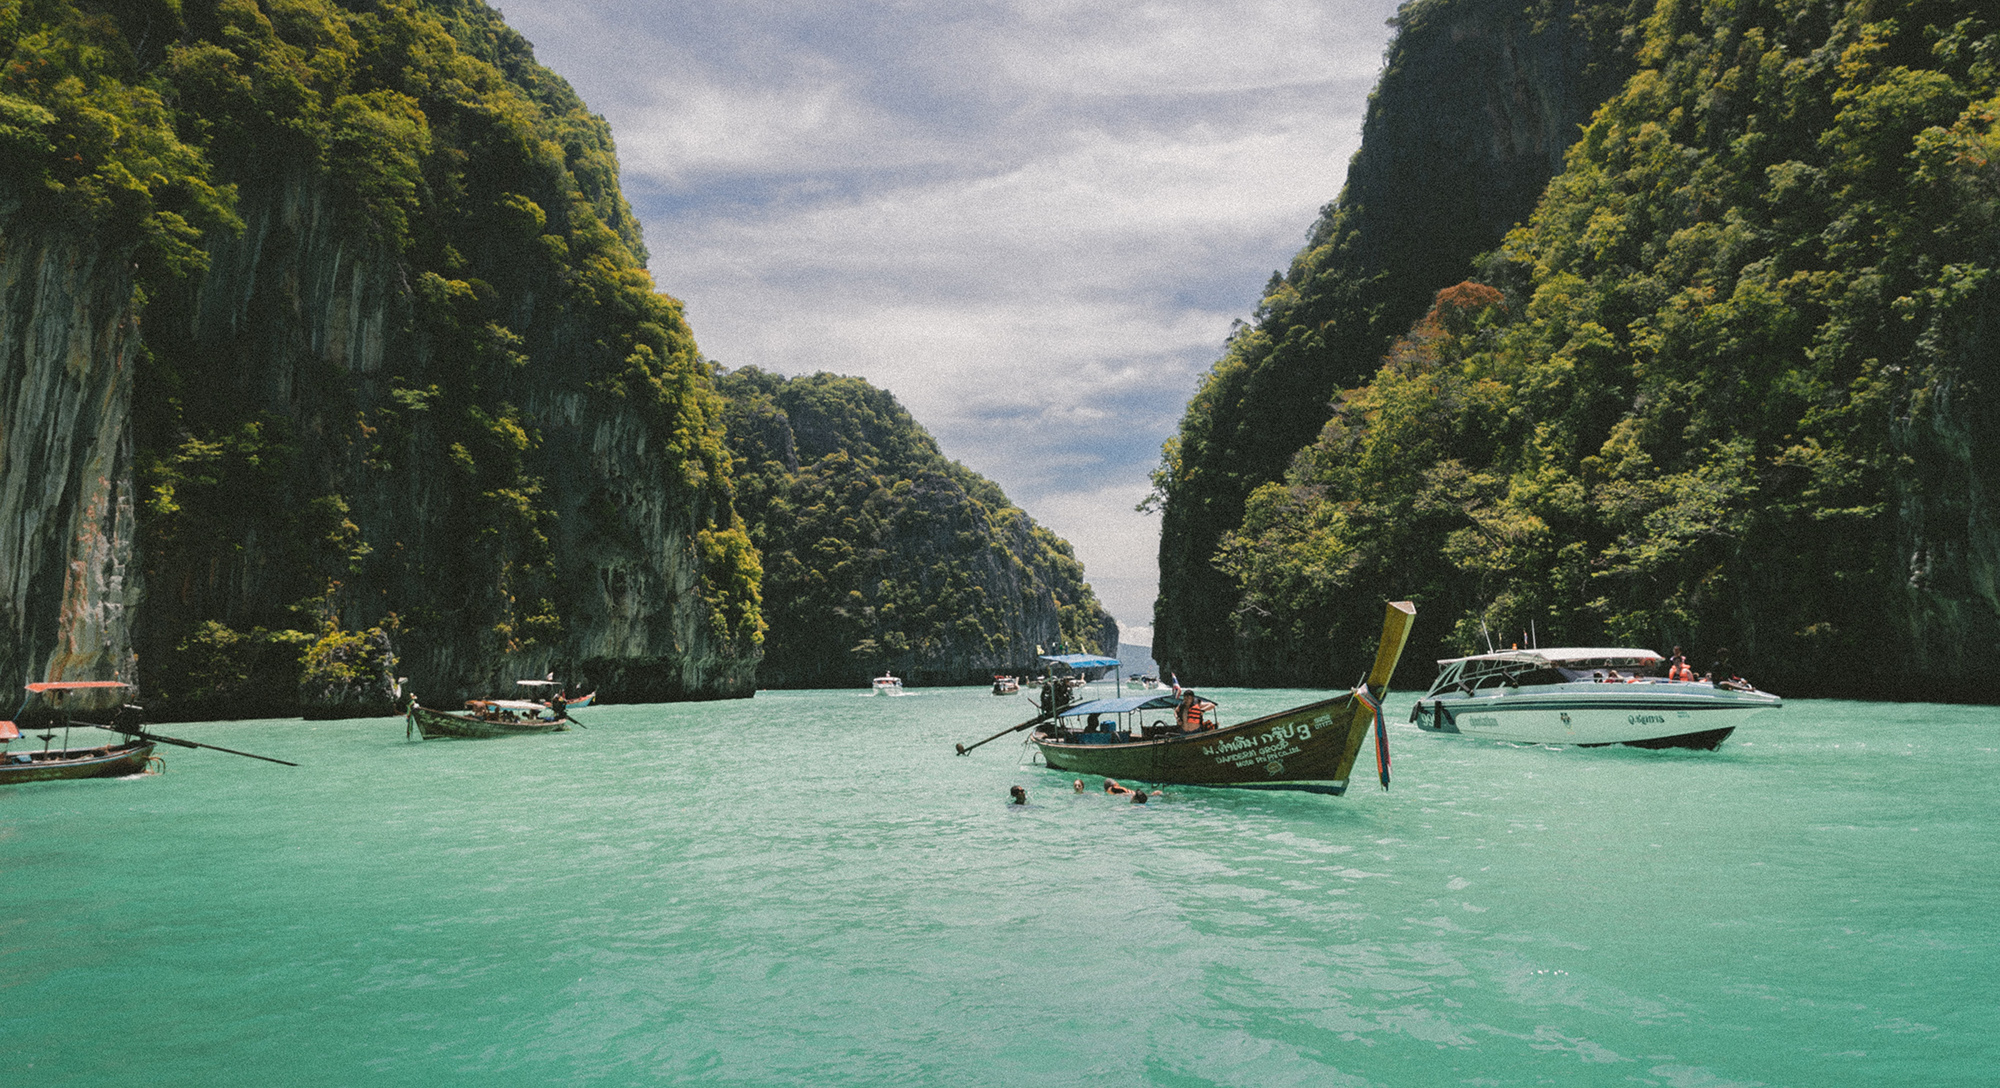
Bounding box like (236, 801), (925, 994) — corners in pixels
(0, 721), (18, 740)
(25, 681), (130, 692)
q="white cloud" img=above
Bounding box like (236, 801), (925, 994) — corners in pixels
(491, 0), (1407, 628)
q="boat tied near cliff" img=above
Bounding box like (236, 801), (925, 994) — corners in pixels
(1408, 647), (1781, 749)
(2, 681), (297, 784)
(956, 601), (1417, 795)
(406, 691), (575, 740)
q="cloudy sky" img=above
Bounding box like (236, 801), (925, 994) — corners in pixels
(493, 0), (1408, 642)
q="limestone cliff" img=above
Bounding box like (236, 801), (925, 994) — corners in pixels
(0, 227), (143, 719)
(1152, 0), (1644, 683)
(2, 0), (762, 719)
(1157, 0), (2000, 698)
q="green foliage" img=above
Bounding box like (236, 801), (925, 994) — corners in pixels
(718, 368), (1114, 687)
(1207, 0), (2000, 694)
(1, 0), (238, 275)
(3, 0), (761, 709)
(1150, 0), (1649, 680)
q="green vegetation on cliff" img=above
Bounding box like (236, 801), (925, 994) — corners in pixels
(1150, 0), (1644, 683)
(1169, 0), (1999, 698)
(2, 0), (761, 715)
(720, 368), (1116, 688)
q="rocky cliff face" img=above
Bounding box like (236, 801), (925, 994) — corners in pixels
(1155, 0), (2000, 699)
(0, 225), (144, 721)
(3, 0), (763, 719)
(1151, 0), (1643, 683)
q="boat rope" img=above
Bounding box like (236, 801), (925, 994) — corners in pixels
(1353, 684), (1390, 789)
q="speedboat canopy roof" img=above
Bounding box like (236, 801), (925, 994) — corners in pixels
(516, 679), (561, 687)
(1056, 693), (1180, 718)
(1040, 654), (1121, 669)
(1436, 647), (1662, 666)
(25, 681), (130, 692)
(470, 699), (551, 711)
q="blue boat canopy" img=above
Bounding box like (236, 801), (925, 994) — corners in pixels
(1040, 654), (1121, 669)
(1056, 694), (1180, 718)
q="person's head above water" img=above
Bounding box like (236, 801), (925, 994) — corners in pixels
(1009, 785), (1027, 805)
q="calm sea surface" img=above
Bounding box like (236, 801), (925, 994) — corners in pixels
(4, 686), (1995, 1086)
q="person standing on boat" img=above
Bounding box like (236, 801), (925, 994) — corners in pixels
(1176, 690), (1214, 732)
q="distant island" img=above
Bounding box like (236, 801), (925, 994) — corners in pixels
(720, 367), (1116, 689)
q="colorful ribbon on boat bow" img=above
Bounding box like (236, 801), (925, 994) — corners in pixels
(1353, 684), (1389, 789)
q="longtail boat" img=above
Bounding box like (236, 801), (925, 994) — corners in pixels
(406, 696), (572, 739)
(3, 681), (297, 784)
(993, 601), (1416, 794)
(2, 682), (155, 784)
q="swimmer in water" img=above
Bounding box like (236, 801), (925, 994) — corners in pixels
(1009, 785), (1027, 805)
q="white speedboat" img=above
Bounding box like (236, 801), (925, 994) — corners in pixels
(1409, 647), (1780, 750)
(871, 673), (903, 696)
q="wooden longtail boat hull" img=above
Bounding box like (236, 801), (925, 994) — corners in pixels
(0, 740), (155, 785)
(1032, 695), (1373, 794)
(407, 702), (569, 739)
(1030, 600), (1417, 794)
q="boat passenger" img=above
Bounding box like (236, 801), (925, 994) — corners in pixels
(1707, 649), (1746, 689)
(1176, 690), (1214, 732)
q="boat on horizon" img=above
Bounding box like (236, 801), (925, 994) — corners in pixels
(517, 678), (594, 707)
(871, 673), (904, 696)
(958, 602), (1416, 795)
(991, 675), (1019, 695)
(1408, 647), (1781, 750)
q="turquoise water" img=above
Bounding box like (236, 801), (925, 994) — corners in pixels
(4, 687), (1995, 1086)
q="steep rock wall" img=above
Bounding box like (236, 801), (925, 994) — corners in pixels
(133, 164), (757, 718)
(1152, 0), (1643, 683)
(0, 223), (143, 721)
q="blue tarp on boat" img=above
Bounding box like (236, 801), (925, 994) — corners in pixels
(1056, 694), (1180, 718)
(1040, 654), (1122, 669)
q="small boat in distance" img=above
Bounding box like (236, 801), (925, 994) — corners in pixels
(518, 678), (593, 706)
(872, 673), (904, 697)
(964, 601), (1416, 795)
(406, 695), (573, 739)
(1409, 647), (1781, 750)
(991, 675), (1019, 695)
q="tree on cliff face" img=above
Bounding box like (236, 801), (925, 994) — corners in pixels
(1148, 0), (1646, 685)
(1, 0), (763, 717)
(719, 367), (1117, 688)
(1205, 0), (2000, 698)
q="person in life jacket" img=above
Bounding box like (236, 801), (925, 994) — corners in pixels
(1176, 690), (1215, 732)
